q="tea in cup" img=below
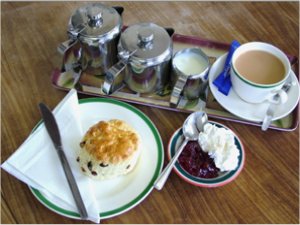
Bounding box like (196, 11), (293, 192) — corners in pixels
(230, 42), (291, 104)
(170, 48), (210, 107)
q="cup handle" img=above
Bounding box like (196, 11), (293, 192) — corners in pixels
(267, 89), (288, 104)
(170, 74), (188, 107)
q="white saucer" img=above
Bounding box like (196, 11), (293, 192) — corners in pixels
(208, 54), (300, 122)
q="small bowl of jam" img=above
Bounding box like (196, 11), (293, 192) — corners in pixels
(167, 121), (245, 188)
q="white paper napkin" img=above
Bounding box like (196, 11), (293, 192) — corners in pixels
(1, 89), (101, 223)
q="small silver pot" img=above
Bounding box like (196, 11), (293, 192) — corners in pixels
(170, 48), (210, 107)
(103, 23), (173, 94)
(59, 3), (123, 76)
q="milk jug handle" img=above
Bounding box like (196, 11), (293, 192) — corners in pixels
(170, 74), (188, 107)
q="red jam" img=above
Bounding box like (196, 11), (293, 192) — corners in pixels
(178, 141), (220, 178)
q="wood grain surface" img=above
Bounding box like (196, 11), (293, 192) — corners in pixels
(1, 1), (299, 224)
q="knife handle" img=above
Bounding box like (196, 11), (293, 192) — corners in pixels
(56, 146), (88, 219)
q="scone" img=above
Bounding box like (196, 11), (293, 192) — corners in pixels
(77, 119), (141, 180)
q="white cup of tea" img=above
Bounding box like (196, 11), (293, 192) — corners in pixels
(230, 42), (291, 104)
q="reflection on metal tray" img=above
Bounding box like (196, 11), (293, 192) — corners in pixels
(51, 33), (299, 131)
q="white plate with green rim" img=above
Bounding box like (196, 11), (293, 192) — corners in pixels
(29, 98), (164, 219)
(168, 121), (245, 188)
(209, 54), (300, 122)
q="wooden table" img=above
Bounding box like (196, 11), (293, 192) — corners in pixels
(1, 2), (299, 224)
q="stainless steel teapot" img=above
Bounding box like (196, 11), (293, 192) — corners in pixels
(103, 23), (174, 95)
(58, 3), (123, 76)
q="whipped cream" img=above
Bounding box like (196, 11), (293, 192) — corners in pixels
(198, 123), (240, 172)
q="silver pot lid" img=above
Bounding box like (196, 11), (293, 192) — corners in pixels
(118, 23), (172, 66)
(68, 3), (122, 42)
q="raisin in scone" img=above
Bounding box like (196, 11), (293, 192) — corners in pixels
(77, 119), (141, 180)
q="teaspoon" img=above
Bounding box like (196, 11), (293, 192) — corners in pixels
(154, 111), (208, 190)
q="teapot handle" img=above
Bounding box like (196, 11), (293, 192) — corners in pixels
(102, 60), (127, 95)
(58, 39), (82, 72)
(57, 39), (77, 55)
(103, 49), (137, 95)
(113, 6), (124, 16)
(164, 27), (175, 37)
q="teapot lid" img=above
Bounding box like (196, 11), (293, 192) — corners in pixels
(68, 3), (122, 42)
(119, 23), (172, 66)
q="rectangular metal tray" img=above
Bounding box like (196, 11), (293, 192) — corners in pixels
(51, 33), (299, 131)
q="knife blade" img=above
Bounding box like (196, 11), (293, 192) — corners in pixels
(261, 81), (294, 131)
(39, 103), (88, 219)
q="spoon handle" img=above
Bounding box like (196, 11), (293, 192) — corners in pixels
(154, 138), (188, 190)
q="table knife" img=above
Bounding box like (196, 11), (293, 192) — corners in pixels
(261, 81), (294, 131)
(39, 103), (88, 219)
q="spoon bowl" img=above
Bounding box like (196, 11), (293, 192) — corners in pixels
(154, 111), (208, 190)
(183, 111), (208, 140)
